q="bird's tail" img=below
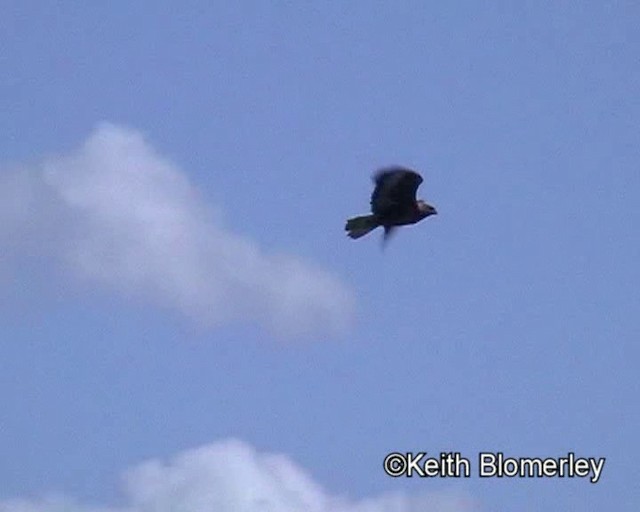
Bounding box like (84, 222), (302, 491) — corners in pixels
(345, 214), (379, 239)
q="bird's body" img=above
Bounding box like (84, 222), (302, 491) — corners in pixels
(345, 167), (437, 242)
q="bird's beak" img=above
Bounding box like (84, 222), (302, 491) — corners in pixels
(432, 207), (438, 215)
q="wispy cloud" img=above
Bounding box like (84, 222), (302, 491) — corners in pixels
(0, 439), (476, 512)
(0, 123), (354, 339)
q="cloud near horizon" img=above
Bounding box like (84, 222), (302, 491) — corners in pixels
(0, 439), (476, 512)
(0, 123), (355, 339)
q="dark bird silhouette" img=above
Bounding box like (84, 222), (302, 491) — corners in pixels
(345, 166), (437, 243)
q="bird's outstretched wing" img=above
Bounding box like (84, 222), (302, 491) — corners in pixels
(370, 167), (423, 215)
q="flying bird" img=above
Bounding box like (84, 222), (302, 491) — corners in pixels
(345, 166), (437, 243)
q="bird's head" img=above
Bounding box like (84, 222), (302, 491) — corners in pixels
(417, 200), (437, 218)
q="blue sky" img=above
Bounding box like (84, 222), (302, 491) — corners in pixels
(1, 2), (638, 511)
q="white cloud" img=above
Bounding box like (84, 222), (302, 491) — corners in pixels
(0, 439), (476, 512)
(0, 123), (354, 339)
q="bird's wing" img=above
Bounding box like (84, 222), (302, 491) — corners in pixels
(370, 167), (423, 214)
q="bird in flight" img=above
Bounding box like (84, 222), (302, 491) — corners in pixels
(345, 166), (437, 243)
